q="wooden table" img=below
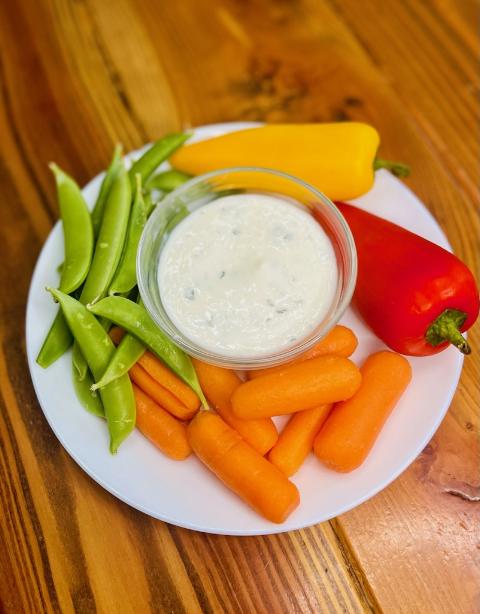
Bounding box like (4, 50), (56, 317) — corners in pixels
(0, 1), (478, 612)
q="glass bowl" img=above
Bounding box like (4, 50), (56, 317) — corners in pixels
(137, 167), (357, 370)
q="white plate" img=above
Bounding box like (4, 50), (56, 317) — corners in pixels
(26, 122), (463, 535)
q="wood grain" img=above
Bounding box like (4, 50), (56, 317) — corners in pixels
(0, 0), (478, 612)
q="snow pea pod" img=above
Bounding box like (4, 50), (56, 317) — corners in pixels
(72, 363), (104, 417)
(109, 174), (147, 296)
(91, 333), (145, 391)
(80, 159), (132, 305)
(91, 144), (123, 238)
(73, 159), (132, 379)
(50, 164), (93, 294)
(38, 151), (122, 368)
(50, 288), (135, 453)
(143, 190), (155, 217)
(36, 309), (72, 368)
(87, 296), (207, 407)
(133, 166), (190, 222)
(146, 169), (191, 192)
(128, 133), (190, 189)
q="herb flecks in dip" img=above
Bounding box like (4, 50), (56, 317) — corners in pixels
(158, 194), (337, 358)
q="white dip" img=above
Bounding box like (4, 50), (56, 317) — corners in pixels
(158, 193), (337, 357)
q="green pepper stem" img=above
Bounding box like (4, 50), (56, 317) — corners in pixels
(374, 158), (411, 178)
(426, 309), (471, 355)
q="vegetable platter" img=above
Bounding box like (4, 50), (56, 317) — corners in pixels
(26, 122), (473, 535)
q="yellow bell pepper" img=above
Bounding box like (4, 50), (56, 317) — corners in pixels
(170, 123), (409, 201)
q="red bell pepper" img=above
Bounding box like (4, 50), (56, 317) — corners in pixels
(333, 202), (479, 356)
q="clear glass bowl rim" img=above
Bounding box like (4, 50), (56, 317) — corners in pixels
(137, 166), (357, 370)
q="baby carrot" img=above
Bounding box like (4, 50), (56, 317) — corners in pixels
(139, 352), (200, 412)
(249, 325), (358, 379)
(268, 404), (332, 477)
(192, 359), (278, 455)
(133, 385), (191, 460)
(130, 364), (197, 421)
(314, 351), (412, 472)
(188, 412), (300, 523)
(231, 355), (361, 419)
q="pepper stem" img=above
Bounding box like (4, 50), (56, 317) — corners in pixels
(426, 309), (471, 355)
(374, 158), (411, 178)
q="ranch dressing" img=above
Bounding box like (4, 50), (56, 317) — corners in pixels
(158, 194), (337, 357)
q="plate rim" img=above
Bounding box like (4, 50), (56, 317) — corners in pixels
(25, 121), (464, 535)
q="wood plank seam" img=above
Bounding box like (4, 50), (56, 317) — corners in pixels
(166, 526), (215, 614)
(288, 530), (358, 613)
(205, 536), (258, 613)
(123, 514), (190, 614)
(329, 520), (382, 613)
(277, 532), (330, 612)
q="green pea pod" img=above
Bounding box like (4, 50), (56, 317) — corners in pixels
(91, 144), (123, 238)
(128, 133), (190, 189)
(49, 164), (94, 295)
(108, 174), (147, 296)
(87, 296), (208, 407)
(139, 168), (190, 221)
(143, 190), (155, 217)
(72, 341), (85, 380)
(73, 159), (132, 380)
(36, 309), (73, 368)
(38, 147), (127, 371)
(50, 288), (135, 453)
(91, 334), (146, 391)
(92, 293), (144, 390)
(72, 363), (104, 417)
(81, 159), (132, 305)
(146, 169), (191, 192)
